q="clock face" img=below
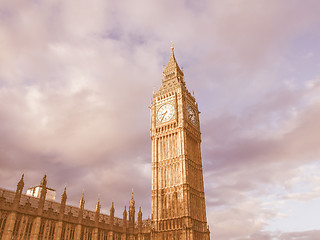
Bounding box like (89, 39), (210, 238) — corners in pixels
(157, 103), (175, 123)
(187, 106), (197, 125)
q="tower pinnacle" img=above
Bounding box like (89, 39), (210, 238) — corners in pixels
(130, 188), (135, 207)
(79, 191), (85, 210)
(162, 43), (184, 84)
(61, 186), (67, 205)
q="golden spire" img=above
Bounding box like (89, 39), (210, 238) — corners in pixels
(79, 191), (85, 209)
(40, 174), (47, 187)
(17, 174), (24, 189)
(163, 42), (184, 80)
(96, 195), (101, 212)
(61, 185), (67, 204)
(130, 188), (135, 207)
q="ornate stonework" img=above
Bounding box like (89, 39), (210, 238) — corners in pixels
(0, 175), (151, 240)
(150, 45), (210, 240)
(0, 45), (210, 240)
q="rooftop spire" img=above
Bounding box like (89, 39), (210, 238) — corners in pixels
(130, 189), (135, 207)
(40, 174), (47, 187)
(163, 42), (184, 81)
(123, 205), (127, 214)
(61, 186), (67, 205)
(96, 195), (101, 213)
(79, 191), (85, 209)
(17, 174), (24, 192)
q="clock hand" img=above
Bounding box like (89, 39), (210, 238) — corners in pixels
(160, 111), (167, 121)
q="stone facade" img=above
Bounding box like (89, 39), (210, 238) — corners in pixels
(0, 175), (151, 240)
(0, 46), (210, 240)
(150, 45), (210, 240)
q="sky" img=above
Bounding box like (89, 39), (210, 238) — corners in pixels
(1, 0), (320, 239)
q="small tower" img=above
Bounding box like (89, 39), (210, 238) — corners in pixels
(129, 189), (135, 230)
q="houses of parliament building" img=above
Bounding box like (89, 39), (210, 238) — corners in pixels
(0, 46), (211, 240)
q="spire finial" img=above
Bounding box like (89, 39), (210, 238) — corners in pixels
(97, 194), (100, 207)
(16, 173), (25, 196)
(41, 174), (47, 186)
(62, 185), (67, 196)
(130, 188), (135, 207)
(61, 185), (67, 205)
(96, 195), (101, 212)
(18, 174), (24, 185)
(79, 191), (85, 209)
(81, 190), (85, 202)
(162, 41), (184, 79)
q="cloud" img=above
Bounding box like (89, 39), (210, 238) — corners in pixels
(282, 188), (320, 202)
(1, 0), (320, 239)
(202, 76), (320, 239)
(232, 229), (320, 240)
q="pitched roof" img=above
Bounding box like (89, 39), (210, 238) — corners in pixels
(163, 43), (184, 79)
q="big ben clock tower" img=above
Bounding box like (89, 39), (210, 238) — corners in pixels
(150, 44), (210, 240)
